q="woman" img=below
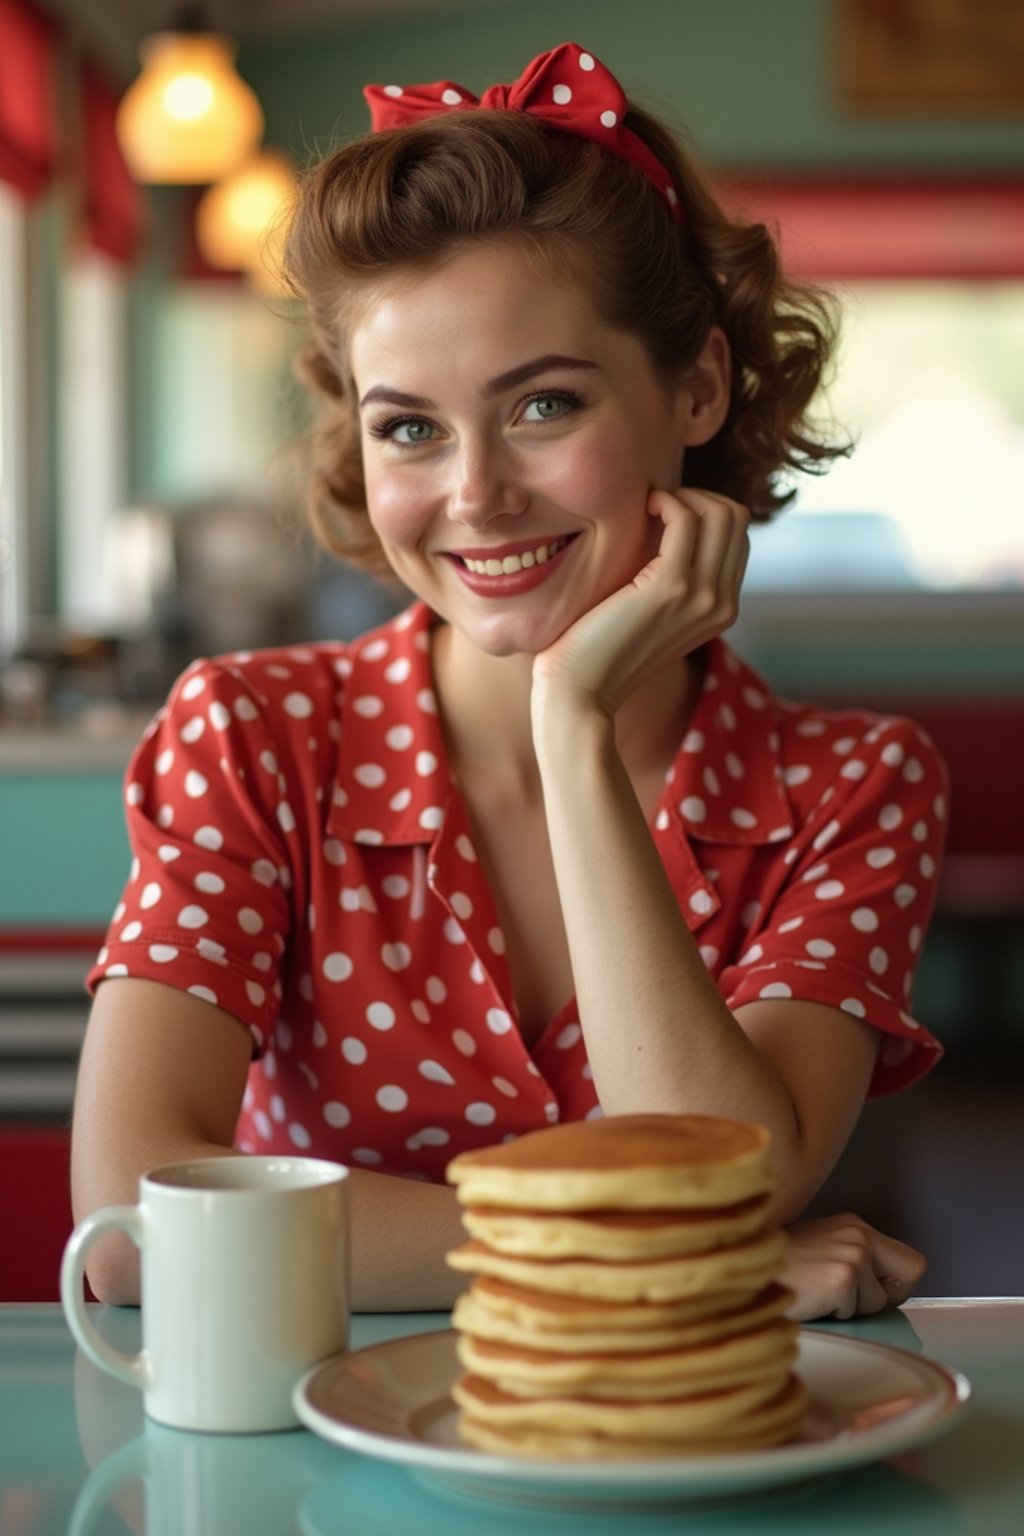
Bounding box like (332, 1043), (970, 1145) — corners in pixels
(72, 44), (944, 1318)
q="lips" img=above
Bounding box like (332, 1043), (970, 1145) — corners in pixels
(447, 534), (575, 573)
(444, 533), (579, 596)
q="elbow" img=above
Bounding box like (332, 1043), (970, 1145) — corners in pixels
(766, 1188), (812, 1229)
(763, 1141), (822, 1228)
(766, 1146), (841, 1228)
(85, 1269), (140, 1309)
(80, 1236), (141, 1308)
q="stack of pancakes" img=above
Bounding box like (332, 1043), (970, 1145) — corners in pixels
(445, 1114), (805, 1458)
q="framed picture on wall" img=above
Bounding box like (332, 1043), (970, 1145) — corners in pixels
(839, 0), (1024, 114)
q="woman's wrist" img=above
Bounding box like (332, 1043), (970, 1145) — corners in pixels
(530, 673), (616, 769)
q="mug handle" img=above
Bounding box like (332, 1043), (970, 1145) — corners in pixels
(61, 1207), (152, 1392)
(67, 1435), (147, 1536)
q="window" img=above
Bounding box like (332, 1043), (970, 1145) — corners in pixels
(57, 247), (130, 627)
(0, 180), (28, 656)
(746, 280), (1024, 592)
(147, 282), (298, 502)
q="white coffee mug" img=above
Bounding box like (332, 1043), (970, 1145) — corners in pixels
(61, 1156), (349, 1433)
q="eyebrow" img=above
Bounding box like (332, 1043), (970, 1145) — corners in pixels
(358, 354), (600, 410)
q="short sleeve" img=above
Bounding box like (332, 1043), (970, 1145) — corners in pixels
(86, 658), (297, 1051)
(721, 715), (949, 1095)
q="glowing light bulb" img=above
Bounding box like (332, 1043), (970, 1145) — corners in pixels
(196, 151), (297, 292)
(162, 73), (215, 123)
(116, 34), (263, 183)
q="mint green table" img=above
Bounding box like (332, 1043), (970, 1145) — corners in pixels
(1, 1300), (1018, 1535)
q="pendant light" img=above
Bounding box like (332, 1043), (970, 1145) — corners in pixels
(115, 6), (263, 184)
(195, 149), (296, 289)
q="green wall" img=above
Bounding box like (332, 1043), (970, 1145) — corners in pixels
(1, 774), (129, 925)
(238, 0), (1024, 172)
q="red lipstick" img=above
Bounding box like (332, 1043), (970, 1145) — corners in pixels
(443, 533), (578, 597)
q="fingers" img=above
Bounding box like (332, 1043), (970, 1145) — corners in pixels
(535, 486), (750, 707)
(647, 489), (701, 573)
(782, 1243), (885, 1322)
(875, 1233), (928, 1306)
(781, 1214), (927, 1322)
(647, 488), (750, 635)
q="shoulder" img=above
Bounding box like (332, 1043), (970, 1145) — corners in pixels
(152, 601), (431, 748)
(173, 642), (348, 725)
(124, 604), (434, 822)
(772, 692), (949, 834)
(710, 641), (948, 824)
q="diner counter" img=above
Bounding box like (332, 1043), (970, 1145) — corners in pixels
(1, 1298), (1020, 1535)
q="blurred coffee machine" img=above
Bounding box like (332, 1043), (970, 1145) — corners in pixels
(171, 497), (311, 657)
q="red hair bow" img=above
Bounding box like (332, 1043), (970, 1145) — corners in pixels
(364, 42), (681, 221)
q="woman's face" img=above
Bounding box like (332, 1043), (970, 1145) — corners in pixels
(347, 240), (699, 658)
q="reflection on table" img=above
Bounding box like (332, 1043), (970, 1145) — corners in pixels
(1, 1299), (1021, 1535)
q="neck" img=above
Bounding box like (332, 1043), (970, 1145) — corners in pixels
(431, 622), (536, 781)
(430, 620), (706, 788)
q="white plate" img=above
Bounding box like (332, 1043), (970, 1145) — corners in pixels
(293, 1327), (970, 1511)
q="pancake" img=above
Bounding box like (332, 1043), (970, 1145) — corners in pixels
(447, 1229), (787, 1303)
(447, 1115), (776, 1212)
(460, 1194), (771, 1261)
(446, 1114), (797, 1461)
(457, 1376), (808, 1459)
(455, 1318), (799, 1400)
(453, 1368), (795, 1438)
(453, 1278), (794, 1355)
(456, 1273), (789, 1337)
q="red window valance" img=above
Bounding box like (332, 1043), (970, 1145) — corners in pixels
(0, 0), (58, 198)
(80, 57), (145, 264)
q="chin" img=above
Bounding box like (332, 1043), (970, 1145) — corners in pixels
(457, 610), (573, 661)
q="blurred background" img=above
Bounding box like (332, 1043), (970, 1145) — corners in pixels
(1, 0), (1022, 1299)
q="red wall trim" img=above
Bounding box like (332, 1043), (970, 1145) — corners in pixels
(717, 179), (1024, 279)
(0, 928), (104, 951)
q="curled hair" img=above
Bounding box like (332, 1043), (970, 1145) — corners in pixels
(283, 105), (848, 576)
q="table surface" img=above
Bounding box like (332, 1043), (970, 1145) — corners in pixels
(1, 1298), (1020, 1536)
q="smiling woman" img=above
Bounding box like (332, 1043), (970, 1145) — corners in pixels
(346, 241), (718, 658)
(71, 43), (941, 1323)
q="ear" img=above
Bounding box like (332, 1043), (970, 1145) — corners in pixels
(675, 325), (731, 447)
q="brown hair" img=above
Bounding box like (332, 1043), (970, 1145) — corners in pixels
(282, 105), (848, 577)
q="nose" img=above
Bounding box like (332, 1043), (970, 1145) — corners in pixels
(447, 439), (527, 528)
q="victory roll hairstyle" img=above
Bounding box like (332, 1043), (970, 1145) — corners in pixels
(282, 104), (848, 577)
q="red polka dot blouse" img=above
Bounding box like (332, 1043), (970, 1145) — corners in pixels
(87, 601), (948, 1180)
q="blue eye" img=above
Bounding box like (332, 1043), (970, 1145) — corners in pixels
(369, 416), (437, 446)
(392, 418), (436, 444)
(521, 391), (581, 423)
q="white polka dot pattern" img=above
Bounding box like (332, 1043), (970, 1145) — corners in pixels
(87, 603), (946, 1183)
(363, 43), (683, 220)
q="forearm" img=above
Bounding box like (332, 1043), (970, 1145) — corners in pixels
(533, 697), (802, 1183)
(71, 980), (254, 1305)
(73, 1134), (241, 1306)
(349, 1170), (467, 1311)
(74, 982), (468, 1312)
(76, 1128), (465, 1313)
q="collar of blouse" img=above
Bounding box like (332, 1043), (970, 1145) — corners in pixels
(326, 602), (796, 858)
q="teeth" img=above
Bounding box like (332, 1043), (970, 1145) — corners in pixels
(462, 538), (567, 576)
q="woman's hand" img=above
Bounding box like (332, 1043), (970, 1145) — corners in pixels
(781, 1213), (927, 1321)
(531, 487), (749, 717)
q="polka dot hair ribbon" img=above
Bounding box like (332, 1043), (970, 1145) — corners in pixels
(364, 41), (682, 221)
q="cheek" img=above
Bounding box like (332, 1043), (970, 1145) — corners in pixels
(541, 430), (653, 517)
(557, 429), (666, 541)
(364, 469), (430, 552)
